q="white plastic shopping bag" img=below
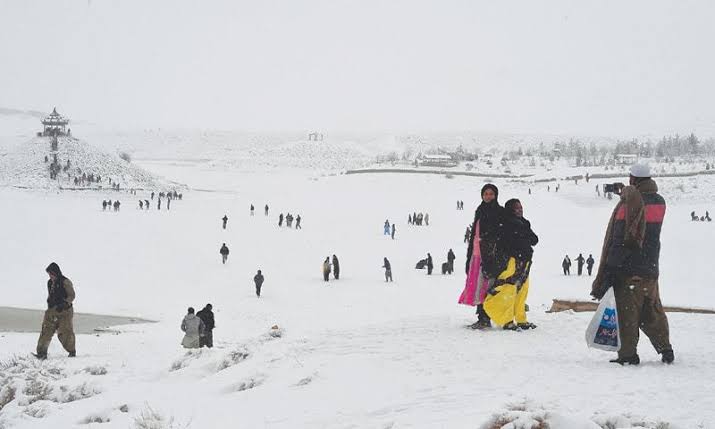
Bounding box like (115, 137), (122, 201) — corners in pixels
(585, 288), (621, 352)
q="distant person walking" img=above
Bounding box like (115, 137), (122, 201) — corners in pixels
(322, 257), (331, 282)
(222, 215), (228, 229)
(426, 253), (434, 275)
(181, 307), (204, 349)
(296, 215), (302, 229)
(447, 248), (456, 274)
(425, 213), (430, 226)
(384, 220), (390, 235)
(196, 304), (215, 348)
(562, 255), (571, 275)
(265, 204), (269, 216)
(383, 257), (393, 282)
(391, 223), (396, 240)
(250, 204), (255, 216)
(586, 254), (595, 276)
(220, 243), (230, 264)
(279, 213), (284, 227)
(332, 255), (340, 280)
(576, 253), (585, 276)
(34, 263), (76, 359)
(254, 270), (264, 297)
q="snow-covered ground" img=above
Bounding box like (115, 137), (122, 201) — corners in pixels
(1, 148), (714, 428)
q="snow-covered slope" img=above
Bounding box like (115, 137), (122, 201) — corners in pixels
(0, 136), (172, 190)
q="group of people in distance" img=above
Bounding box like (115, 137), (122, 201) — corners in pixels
(408, 212), (429, 226)
(562, 253), (595, 276)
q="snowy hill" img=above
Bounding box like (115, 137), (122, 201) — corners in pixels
(0, 136), (174, 190)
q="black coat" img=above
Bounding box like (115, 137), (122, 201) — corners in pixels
(499, 214), (538, 262)
(196, 308), (215, 330)
(254, 274), (264, 287)
(465, 201), (506, 277)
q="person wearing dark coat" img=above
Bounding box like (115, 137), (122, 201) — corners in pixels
(102, 200), (107, 210)
(250, 204), (254, 216)
(322, 257), (331, 282)
(447, 249), (456, 274)
(465, 183), (506, 329)
(483, 198), (539, 330)
(220, 243), (229, 264)
(576, 253), (586, 276)
(586, 254), (595, 276)
(254, 270), (264, 297)
(222, 215), (228, 229)
(562, 256), (571, 275)
(464, 227), (470, 243)
(296, 215), (302, 229)
(391, 224), (396, 240)
(144, 199), (150, 210)
(332, 255), (340, 280)
(426, 253), (433, 275)
(382, 258), (393, 282)
(196, 304), (215, 348)
(265, 205), (269, 216)
(34, 262), (76, 359)
(279, 213), (284, 227)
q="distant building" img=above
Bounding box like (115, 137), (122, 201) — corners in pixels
(40, 108), (70, 137)
(308, 132), (324, 142)
(616, 154), (638, 165)
(418, 154), (457, 168)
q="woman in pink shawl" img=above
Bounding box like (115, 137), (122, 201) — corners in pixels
(459, 184), (506, 330)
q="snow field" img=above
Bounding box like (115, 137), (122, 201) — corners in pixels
(1, 167), (714, 428)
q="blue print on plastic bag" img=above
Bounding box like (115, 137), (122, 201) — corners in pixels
(594, 307), (618, 347)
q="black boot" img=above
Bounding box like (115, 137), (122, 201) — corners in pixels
(32, 352), (47, 360)
(517, 322), (537, 330)
(476, 304), (492, 328)
(661, 349), (675, 364)
(503, 322), (520, 331)
(68, 351), (76, 358)
(610, 355), (640, 365)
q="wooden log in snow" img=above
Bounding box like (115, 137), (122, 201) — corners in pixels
(547, 299), (715, 314)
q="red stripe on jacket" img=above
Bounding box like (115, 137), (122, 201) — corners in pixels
(645, 204), (666, 223)
(615, 204), (664, 223)
(615, 205), (626, 220)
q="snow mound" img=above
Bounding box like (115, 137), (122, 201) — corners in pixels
(0, 136), (173, 190)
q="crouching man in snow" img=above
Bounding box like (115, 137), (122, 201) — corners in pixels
(35, 262), (76, 359)
(591, 164), (674, 365)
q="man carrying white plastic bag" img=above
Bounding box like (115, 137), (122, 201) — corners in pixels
(585, 288), (620, 352)
(588, 164), (674, 366)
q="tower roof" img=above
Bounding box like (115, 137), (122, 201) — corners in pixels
(41, 107), (69, 126)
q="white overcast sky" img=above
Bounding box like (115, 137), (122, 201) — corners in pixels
(1, 0), (714, 136)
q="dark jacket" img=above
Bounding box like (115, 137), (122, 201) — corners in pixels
(254, 273), (264, 287)
(499, 214), (538, 262)
(220, 245), (229, 255)
(465, 201), (506, 277)
(45, 263), (75, 310)
(607, 179), (665, 278)
(447, 250), (456, 263)
(383, 259), (391, 270)
(332, 256), (340, 272)
(196, 307), (215, 330)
